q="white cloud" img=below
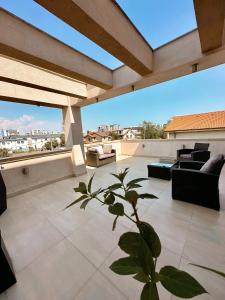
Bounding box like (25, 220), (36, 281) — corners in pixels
(0, 114), (61, 134)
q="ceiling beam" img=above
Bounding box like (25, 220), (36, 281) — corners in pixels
(0, 81), (69, 108)
(83, 30), (225, 106)
(194, 0), (225, 52)
(0, 56), (87, 99)
(0, 8), (112, 89)
(35, 0), (153, 75)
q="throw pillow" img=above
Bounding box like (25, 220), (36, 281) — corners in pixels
(219, 164), (225, 210)
(90, 146), (104, 155)
(200, 154), (224, 174)
(103, 144), (112, 154)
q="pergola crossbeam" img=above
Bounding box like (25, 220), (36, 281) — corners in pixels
(0, 56), (87, 99)
(194, 0), (225, 53)
(35, 0), (153, 75)
(0, 9), (112, 89)
(83, 30), (225, 106)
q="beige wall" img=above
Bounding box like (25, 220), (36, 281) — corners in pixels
(1, 153), (74, 197)
(121, 139), (225, 159)
(168, 130), (225, 139)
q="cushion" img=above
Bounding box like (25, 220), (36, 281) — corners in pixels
(99, 153), (115, 160)
(219, 164), (225, 210)
(180, 154), (192, 159)
(88, 146), (104, 155)
(200, 154), (224, 175)
(103, 144), (112, 154)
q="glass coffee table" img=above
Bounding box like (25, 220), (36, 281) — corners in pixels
(147, 162), (178, 180)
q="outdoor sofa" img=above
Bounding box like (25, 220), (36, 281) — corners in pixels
(86, 144), (116, 167)
(172, 154), (225, 210)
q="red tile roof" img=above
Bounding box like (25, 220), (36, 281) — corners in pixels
(165, 110), (225, 132)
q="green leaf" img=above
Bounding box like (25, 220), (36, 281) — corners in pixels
(138, 193), (158, 199)
(159, 266), (207, 298)
(108, 183), (122, 191)
(111, 168), (129, 183)
(108, 202), (124, 216)
(127, 178), (148, 188)
(141, 283), (159, 300)
(119, 232), (142, 256)
(111, 191), (126, 200)
(138, 237), (155, 275)
(110, 257), (142, 275)
(128, 183), (142, 189)
(133, 272), (150, 283)
(112, 215), (119, 231)
(125, 190), (138, 206)
(190, 264), (225, 278)
(74, 182), (87, 194)
(80, 198), (91, 210)
(65, 195), (88, 209)
(88, 174), (94, 193)
(104, 194), (115, 205)
(138, 222), (161, 258)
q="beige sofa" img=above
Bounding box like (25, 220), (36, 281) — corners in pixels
(86, 144), (116, 167)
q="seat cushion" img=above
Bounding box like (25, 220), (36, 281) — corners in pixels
(89, 146), (104, 155)
(200, 154), (224, 175)
(180, 154), (192, 159)
(103, 144), (112, 154)
(99, 153), (115, 160)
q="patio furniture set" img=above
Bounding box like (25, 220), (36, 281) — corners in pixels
(0, 142), (224, 293)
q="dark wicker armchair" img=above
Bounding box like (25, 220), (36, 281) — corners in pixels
(172, 160), (224, 210)
(177, 143), (210, 162)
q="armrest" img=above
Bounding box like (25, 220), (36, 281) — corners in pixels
(191, 150), (210, 162)
(177, 148), (193, 155)
(172, 168), (219, 188)
(179, 161), (205, 170)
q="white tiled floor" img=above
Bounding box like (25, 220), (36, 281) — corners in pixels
(1, 156), (225, 299)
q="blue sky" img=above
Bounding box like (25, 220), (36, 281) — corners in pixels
(1, 0), (225, 132)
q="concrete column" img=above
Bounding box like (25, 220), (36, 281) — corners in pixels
(63, 99), (86, 176)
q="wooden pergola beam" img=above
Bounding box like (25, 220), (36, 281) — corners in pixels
(0, 56), (87, 99)
(0, 9), (112, 89)
(194, 0), (225, 52)
(35, 0), (153, 75)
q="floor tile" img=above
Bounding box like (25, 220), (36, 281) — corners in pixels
(6, 239), (96, 300)
(75, 271), (127, 300)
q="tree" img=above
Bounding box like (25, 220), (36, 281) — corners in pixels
(109, 131), (121, 141)
(44, 139), (59, 150)
(0, 148), (9, 158)
(140, 121), (165, 139)
(60, 134), (65, 147)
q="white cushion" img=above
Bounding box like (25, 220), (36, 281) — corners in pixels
(219, 164), (225, 210)
(103, 144), (112, 154)
(90, 146), (104, 155)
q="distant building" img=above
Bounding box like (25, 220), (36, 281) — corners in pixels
(122, 126), (142, 140)
(83, 132), (110, 143)
(98, 124), (120, 132)
(1, 129), (19, 138)
(0, 134), (62, 151)
(31, 129), (50, 135)
(165, 110), (225, 139)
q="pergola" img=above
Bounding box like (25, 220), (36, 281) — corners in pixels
(1, 0), (225, 174)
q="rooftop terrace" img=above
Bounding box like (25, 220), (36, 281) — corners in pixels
(1, 156), (225, 300)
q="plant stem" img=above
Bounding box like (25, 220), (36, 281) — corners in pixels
(95, 196), (136, 224)
(131, 202), (140, 225)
